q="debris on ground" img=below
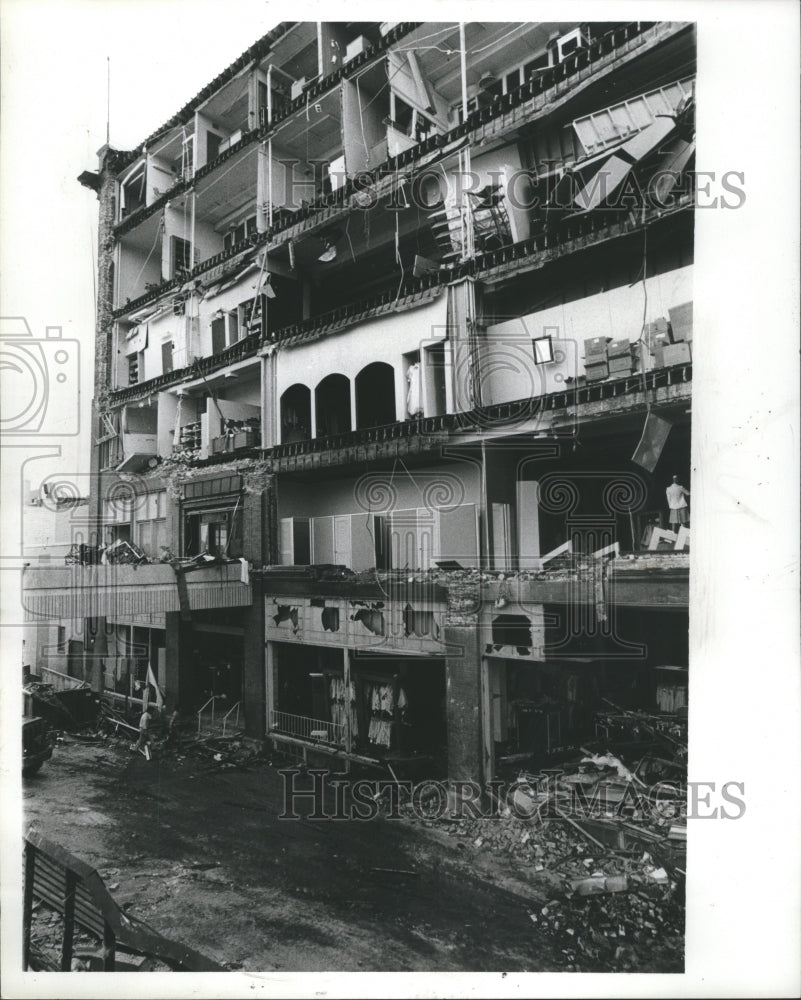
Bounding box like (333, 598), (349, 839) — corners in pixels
(371, 721), (687, 972)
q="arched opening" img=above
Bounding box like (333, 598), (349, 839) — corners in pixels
(280, 384), (311, 443)
(355, 362), (396, 429)
(314, 373), (351, 438)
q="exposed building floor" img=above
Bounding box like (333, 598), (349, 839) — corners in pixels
(22, 735), (683, 972)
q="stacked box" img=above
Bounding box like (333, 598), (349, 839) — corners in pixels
(669, 301), (693, 342)
(655, 342), (692, 367)
(607, 338), (634, 375)
(609, 356), (634, 374)
(608, 338), (632, 357)
(645, 317), (673, 350)
(585, 361), (609, 382)
(584, 336), (611, 359)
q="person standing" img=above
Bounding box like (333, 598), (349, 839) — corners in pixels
(666, 475), (690, 529)
(131, 706), (153, 758)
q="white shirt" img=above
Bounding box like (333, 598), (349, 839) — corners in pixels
(666, 483), (689, 510)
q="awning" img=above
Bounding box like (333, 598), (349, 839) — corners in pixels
(22, 563), (252, 621)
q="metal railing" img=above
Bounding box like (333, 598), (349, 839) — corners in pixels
(110, 20), (680, 321)
(196, 695), (217, 735)
(37, 666), (90, 692)
(269, 710), (344, 745)
(270, 361), (693, 462)
(222, 701), (241, 736)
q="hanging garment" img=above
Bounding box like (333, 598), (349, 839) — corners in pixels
(406, 362), (423, 417)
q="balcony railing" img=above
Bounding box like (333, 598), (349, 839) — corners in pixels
(108, 196), (691, 406)
(112, 22), (421, 239)
(269, 710), (344, 746)
(269, 362), (692, 461)
(110, 20), (682, 257)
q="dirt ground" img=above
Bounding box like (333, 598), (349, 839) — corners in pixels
(22, 735), (683, 972)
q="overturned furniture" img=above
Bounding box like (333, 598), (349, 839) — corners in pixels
(23, 828), (223, 972)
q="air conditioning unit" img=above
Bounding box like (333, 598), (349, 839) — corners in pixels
(345, 35), (369, 62)
(557, 27), (589, 62)
(380, 23), (398, 37)
(290, 78), (306, 101)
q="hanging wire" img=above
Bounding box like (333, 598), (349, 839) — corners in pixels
(355, 76), (370, 166)
(131, 217), (165, 289)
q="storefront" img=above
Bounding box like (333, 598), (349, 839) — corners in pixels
(271, 642), (445, 760)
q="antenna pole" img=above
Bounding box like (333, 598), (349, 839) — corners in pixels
(106, 57), (110, 145)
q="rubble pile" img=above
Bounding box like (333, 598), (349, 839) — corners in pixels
(375, 729), (687, 972)
(528, 877), (684, 971)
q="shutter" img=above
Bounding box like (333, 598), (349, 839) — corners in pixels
(161, 340), (173, 374)
(211, 317), (226, 355)
(438, 503), (478, 567)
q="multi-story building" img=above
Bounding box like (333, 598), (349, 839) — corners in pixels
(25, 20), (694, 786)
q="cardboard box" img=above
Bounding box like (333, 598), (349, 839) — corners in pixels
(655, 342), (692, 367)
(608, 356), (634, 374)
(669, 301), (693, 342)
(584, 336), (611, 358)
(646, 318), (673, 349)
(607, 338), (632, 357)
(585, 361), (609, 382)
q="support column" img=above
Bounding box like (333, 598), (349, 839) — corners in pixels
(443, 623), (484, 786)
(242, 578), (266, 737)
(343, 647), (352, 755)
(164, 611), (190, 709)
(265, 640), (276, 734)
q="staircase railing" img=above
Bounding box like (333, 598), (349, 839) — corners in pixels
(222, 701), (241, 736)
(196, 695), (217, 735)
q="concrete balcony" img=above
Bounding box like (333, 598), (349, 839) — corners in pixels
(22, 561), (252, 621)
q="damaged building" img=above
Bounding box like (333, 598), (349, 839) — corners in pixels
(24, 19), (694, 787)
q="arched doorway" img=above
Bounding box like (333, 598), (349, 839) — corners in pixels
(315, 373), (351, 437)
(280, 384), (311, 443)
(355, 362), (396, 429)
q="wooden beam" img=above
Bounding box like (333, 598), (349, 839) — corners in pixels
(103, 921), (116, 971)
(61, 870), (77, 971)
(407, 52), (436, 115)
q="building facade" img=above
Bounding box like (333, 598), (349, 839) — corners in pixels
(25, 20), (694, 784)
